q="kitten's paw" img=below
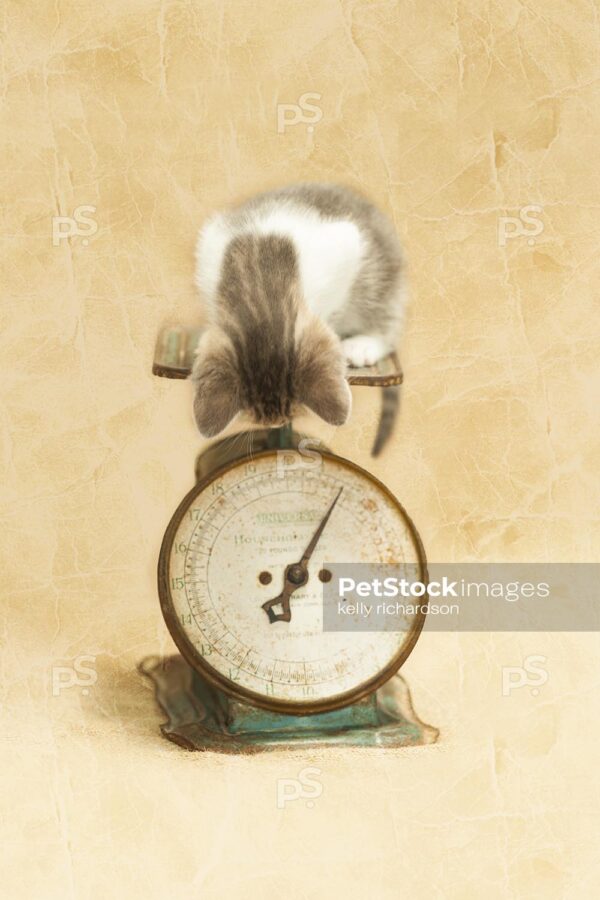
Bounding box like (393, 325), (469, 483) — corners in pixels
(342, 335), (387, 368)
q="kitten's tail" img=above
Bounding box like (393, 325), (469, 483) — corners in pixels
(371, 386), (400, 457)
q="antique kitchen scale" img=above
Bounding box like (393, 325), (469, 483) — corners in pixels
(140, 326), (438, 751)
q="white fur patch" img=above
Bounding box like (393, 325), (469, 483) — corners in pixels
(195, 203), (365, 320)
(342, 334), (388, 367)
(195, 213), (232, 307)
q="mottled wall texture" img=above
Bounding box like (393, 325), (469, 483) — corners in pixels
(2, 1), (599, 897)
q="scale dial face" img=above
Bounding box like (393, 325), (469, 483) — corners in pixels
(159, 449), (427, 714)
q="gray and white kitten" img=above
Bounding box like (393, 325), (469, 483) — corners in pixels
(192, 183), (405, 454)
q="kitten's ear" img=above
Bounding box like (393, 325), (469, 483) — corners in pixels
(302, 374), (352, 426)
(296, 320), (352, 426)
(192, 335), (241, 437)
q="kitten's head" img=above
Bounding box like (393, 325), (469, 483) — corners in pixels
(191, 316), (351, 437)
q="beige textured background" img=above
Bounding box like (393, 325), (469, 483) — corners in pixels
(2, 1), (600, 897)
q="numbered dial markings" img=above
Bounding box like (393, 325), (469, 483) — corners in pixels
(160, 451), (426, 712)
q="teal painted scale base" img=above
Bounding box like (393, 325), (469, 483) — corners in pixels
(139, 655), (439, 753)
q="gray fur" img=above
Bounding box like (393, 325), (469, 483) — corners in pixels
(233, 183), (405, 341)
(372, 386), (400, 457)
(193, 183), (405, 447)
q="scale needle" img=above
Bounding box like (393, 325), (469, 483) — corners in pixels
(261, 487), (343, 624)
